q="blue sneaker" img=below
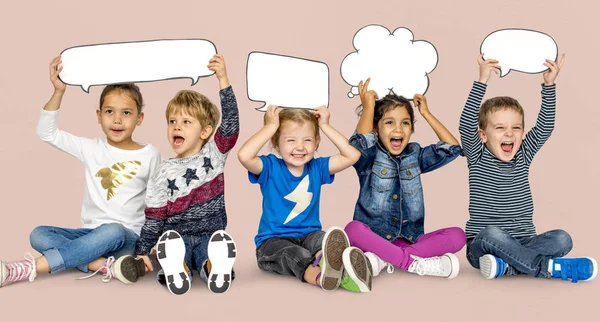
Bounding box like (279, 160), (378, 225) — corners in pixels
(479, 254), (507, 279)
(550, 257), (597, 283)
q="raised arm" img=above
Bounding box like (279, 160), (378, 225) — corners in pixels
(458, 55), (499, 163)
(356, 78), (379, 134)
(208, 54), (239, 154)
(312, 106), (360, 174)
(237, 105), (280, 175)
(522, 54), (564, 164)
(36, 55), (88, 161)
(413, 94), (459, 145)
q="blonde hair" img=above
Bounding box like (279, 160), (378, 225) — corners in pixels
(166, 90), (220, 138)
(269, 108), (319, 148)
(479, 96), (524, 129)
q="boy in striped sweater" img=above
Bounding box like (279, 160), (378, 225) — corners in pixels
(459, 54), (596, 283)
(135, 54), (239, 295)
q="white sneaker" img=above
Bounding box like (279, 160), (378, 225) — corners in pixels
(407, 253), (459, 279)
(364, 252), (394, 277)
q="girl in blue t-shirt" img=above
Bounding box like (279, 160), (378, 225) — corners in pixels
(238, 105), (371, 292)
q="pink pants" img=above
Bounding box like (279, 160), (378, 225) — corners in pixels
(344, 220), (466, 270)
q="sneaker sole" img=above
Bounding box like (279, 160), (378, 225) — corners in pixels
(157, 230), (190, 295)
(444, 253), (460, 279)
(342, 247), (372, 292)
(479, 254), (498, 279)
(113, 256), (146, 285)
(207, 230), (237, 294)
(320, 226), (350, 291)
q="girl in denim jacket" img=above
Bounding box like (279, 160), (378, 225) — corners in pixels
(343, 78), (466, 279)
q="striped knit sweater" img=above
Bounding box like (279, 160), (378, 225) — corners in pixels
(135, 86), (239, 255)
(459, 81), (556, 240)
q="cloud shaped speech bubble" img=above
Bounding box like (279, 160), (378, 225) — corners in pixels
(246, 52), (329, 112)
(58, 39), (217, 92)
(340, 25), (438, 100)
(480, 29), (558, 77)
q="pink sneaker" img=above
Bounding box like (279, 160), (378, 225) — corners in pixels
(0, 253), (37, 287)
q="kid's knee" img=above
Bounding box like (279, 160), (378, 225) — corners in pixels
(446, 227), (467, 252)
(344, 220), (369, 238)
(553, 229), (573, 256)
(29, 226), (52, 250)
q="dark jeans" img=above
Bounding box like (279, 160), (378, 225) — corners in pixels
(466, 226), (573, 278)
(256, 230), (324, 282)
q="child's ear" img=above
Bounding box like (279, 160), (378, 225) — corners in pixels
(478, 128), (487, 143)
(271, 137), (279, 151)
(136, 112), (144, 126)
(96, 109), (102, 124)
(315, 136), (321, 151)
(200, 125), (214, 140)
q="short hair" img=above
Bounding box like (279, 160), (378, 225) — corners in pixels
(165, 90), (220, 138)
(479, 96), (524, 129)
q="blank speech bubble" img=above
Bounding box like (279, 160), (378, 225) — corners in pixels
(481, 29), (558, 77)
(341, 25), (438, 100)
(246, 52), (329, 111)
(59, 39), (217, 92)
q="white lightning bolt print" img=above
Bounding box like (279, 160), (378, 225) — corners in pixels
(283, 176), (313, 225)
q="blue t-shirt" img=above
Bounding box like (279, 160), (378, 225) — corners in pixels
(249, 154), (335, 247)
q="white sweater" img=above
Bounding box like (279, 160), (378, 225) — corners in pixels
(36, 109), (162, 235)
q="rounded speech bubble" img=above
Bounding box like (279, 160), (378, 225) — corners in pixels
(480, 29), (558, 77)
(58, 39), (217, 92)
(341, 24), (438, 100)
(246, 52), (329, 112)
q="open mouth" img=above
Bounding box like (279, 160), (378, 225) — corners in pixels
(390, 137), (404, 149)
(173, 135), (185, 147)
(501, 141), (514, 154)
(111, 129), (124, 135)
(291, 153), (306, 160)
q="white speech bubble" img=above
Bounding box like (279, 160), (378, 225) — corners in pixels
(58, 39), (217, 92)
(246, 52), (329, 111)
(341, 25), (438, 100)
(480, 29), (558, 77)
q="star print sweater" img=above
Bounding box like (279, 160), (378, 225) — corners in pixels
(135, 86), (240, 255)
(36, 109), (162, 235)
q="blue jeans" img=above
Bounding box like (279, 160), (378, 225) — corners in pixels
(29, 223), (139, 273)
(466, 226), (573, 278)
(183, 235), (210, 282)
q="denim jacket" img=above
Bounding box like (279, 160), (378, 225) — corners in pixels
(349, 132), (462, 243)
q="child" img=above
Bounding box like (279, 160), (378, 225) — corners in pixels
(134, 54), (239, 295)
(0, 56), (162, 288)
(460, 54), (596, 282)
(344, 79), (465, 279)
(238, 105), (372, 292)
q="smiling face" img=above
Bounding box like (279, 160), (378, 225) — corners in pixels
(479, 108), (524, 162)
(376, 105), (413, 156)
(274, 120), (320, 176)
(96, 91), (144, 149)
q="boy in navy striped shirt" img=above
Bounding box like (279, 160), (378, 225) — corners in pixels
(459, 54), (596, 283)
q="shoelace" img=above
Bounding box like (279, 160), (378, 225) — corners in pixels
(410, 255), (443, 276)
(5, 253), (37, 284)
(77, 256), (116, 283)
